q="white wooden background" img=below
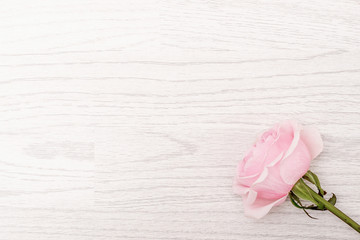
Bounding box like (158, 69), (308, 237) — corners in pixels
(0, 0), (359, 239)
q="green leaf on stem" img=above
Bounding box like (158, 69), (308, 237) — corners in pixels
(289, 191), (318, 219)
(289, 192), (303, 209)
(303, 170), (326, 196)
(292, 179), (321, 207)
(328, 193), (337, 206)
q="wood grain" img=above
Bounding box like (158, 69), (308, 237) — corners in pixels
(0, 0), (360, 239)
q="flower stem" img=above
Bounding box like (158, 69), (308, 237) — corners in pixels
(303, 183), (360, 233)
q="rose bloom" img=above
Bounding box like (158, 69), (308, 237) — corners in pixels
(233, 120), (323, 219)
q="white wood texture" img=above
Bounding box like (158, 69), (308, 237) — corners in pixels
(1, 0), (360, 239)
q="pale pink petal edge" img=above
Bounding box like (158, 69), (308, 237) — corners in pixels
(283, 120), (301, 159)
(233, 179), (249, 196)
(244, 195), (287, 219)
(301, 125), (323, 159)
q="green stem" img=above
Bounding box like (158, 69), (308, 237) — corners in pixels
(303, 183), (360, 233)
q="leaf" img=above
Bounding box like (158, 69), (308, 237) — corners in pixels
(302, 208), (318, 220)
(289, 192), (303, 209)
(328, 193), (337, 206)
(289, 191), (318, 219)
(304, 205), (321, 210)
(303, 170), (326, 196)
(303, 180), (325, 210)
(292, 179), (319, 205)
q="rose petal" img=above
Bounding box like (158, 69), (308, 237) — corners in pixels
(252, 159), (292, 199)
(280, 139), (311, 185)
(243, 195), (287, 219)
(242, 138), (272, 176)
(273, 122), (293, 151)
(233, 172), (258, 195)
(233, 182), (249, 195)
(283, 120), (301, 159)
(236, 172), (260, 188)
(245, 189), (258, 205)
(301, 125), (323, 159)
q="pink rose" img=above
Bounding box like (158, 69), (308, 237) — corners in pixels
(233, 120), (323, 219)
